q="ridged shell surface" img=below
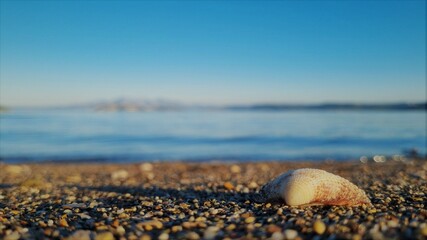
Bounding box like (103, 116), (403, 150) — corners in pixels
(259, 168), (371, 206)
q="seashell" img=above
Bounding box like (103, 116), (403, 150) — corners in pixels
(258, 168), (371, 206)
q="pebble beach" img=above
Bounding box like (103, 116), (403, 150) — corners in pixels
(1, 159), (426, 240)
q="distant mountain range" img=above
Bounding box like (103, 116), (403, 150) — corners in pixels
(85, 99), (426, 112)
(3, 99), (426, 112)
(90, 98), (185, 112)
(227, 102), (427, 111)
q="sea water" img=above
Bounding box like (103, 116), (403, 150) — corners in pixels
(0, 109), (425, 162)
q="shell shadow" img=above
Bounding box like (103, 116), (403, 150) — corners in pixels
(74, 185), (254, 205)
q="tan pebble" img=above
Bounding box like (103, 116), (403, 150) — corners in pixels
(40, 194), (50, 199)
(179, 203), (189, 208)
(63, 209), (72, 214)
(182, 222), (197, 229)
(186, 232), (200, 240)
(5, 165), (31, 175)
(203, 226), (219, 240)
(171, 225), (183, 232)
(38, 221), (47, 228)
(420, 223), (427, 236)
(66, 196), (77, 202)
(195, 216), (206, 222)
(152, 220), (163, 229)
(111, 219), (120, 228)
(66, 175), (82, 183)
(59, 218), (69, 227)
(351, 234), (362, 240)
(4, 231), (20, 240)
(63, 203), (86, 209)
(249, 181), (258, 189)
(224, 182), (234, 190)
(47, 219), (53, 227)
(245, 216), (256, 224)
(96, 226), (109, 231)
(10, 210), (20, 215)
(116, 226), (126, 236)
(158, 233), (169, 240)
(44, 229), (53, 236)
(226, 224), (236, 231)
(230, 165), (241, 173)
(368, 209), (377, 214)
(95, 232), (115, 240)
(118, 213), (129, 219)
(20, 177), (45, 188)
(313, 220), (326, 234)
(66, 230), (91, 240)
(284, 229), (298, 240)
(271, 232), (285, 240)
(266, 224), (282, 233)
(387, 220), (399, 228)
(146, 172), (155, 180)
(140, 163), (153, 172)
(111, 170), (129, 180)
(140, 234), (151, 240)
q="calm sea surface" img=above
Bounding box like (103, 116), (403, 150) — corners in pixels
(0, 110), (425, 162)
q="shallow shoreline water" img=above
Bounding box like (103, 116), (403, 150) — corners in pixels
(1, 159), (426, 239)
(1, 110), (426, 163)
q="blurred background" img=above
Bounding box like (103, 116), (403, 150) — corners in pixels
(0, 1), (426, 162)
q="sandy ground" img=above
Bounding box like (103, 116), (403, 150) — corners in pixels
(0, 159), (426, 240)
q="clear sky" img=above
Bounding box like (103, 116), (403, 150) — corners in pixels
(0, 1), (425, 107)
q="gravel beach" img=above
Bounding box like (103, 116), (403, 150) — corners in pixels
(1, 159), (426, 240)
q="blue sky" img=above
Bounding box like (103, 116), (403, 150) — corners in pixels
(0, 1), (425, 107)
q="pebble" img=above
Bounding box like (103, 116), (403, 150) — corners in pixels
(140, 163), (154, 172)
(224, 182), (234, 190)
(116, 226), (126, 236)
(47, 220), (54, 227)
(248, 181), (258, 189)
(63, 203), (86, 209)
(204, 226), (219, 240)
(4, 231), (20, 240)
(420, 223), (427, 236)
(245, 216), (256, 223)
(95, 232), (115, 240)
(313, 220), (326, 234)
(266, 224), (282, 233)
(271, 232), (285, 240)
(59, 218), (69, 227)
(284, 229), (298, 240)
(111, 170), (129, 180)
(5, 165), (31, 175)
(230, 165), (241, 173)
(185, 231), (200, 240)
(140, 235), (152, 240)
(171, 225), (183, 232)
(66, 230), (91, 240)
(158, 232), (169, 240)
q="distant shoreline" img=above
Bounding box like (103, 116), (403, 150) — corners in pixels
(226, 102), (427, 111)
(2, 101), (426, 112)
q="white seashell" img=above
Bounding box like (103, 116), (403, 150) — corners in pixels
(258, 168), (371, 206)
